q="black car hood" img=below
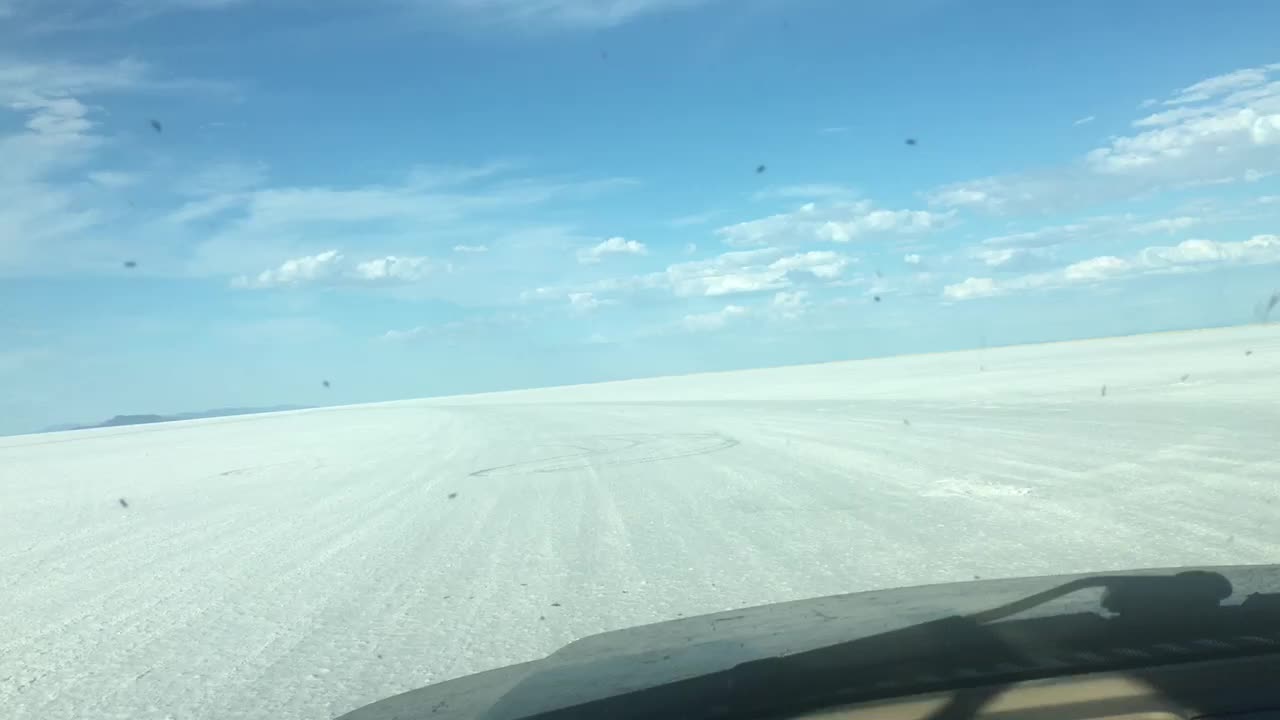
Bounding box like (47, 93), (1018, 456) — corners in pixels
(337, 564), (1280, 720)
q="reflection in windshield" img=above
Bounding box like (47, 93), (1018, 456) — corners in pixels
(2, 1), (1279, 718)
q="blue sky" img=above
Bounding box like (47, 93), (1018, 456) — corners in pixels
(2, 0), (1279, 434)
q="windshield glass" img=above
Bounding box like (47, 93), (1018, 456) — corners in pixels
(2, 2), (1278, 718)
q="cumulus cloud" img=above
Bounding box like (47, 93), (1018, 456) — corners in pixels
(683, 304), (747, 332)
(577, 236), (648, 264)
(233, 250), (441, 288)
(233, 250), (345, 288)
(351, 255), (439, 283)
(660, 248), (786, 297)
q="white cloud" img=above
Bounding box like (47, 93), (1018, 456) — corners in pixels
(928, 186), (994, 209)
(452, 244), (489, 253)
(234, 251), (441, 288)
(903, 253), (922, 265)
(531, 247), (853, 305)
(86, 170), (139, 189)
(772, 290), (809, 309)
(817, 209), (945, 243)
(663, 248), (787, 297)
(0, 61), (141, 272)
(0, 54), (247, 275)
(973, 215), (1205, 258)
(753, 183), (857, 201)
(944, 234), (1280, 300)
(1139, 235), (1280, 268)
(380, 312), (527, 343)
(943, 277), (1000, 301)
(233, 250), (345, 289)
(0, 57), (148, 101)
(351, 255), (438, 283)
(568, 291), (614, 313)
(717, 200), (950, 247)
(972, 246), (1055, 270)
(181, 169), (634, 277)
(520, 286), (562, 302)
(577, 236), (648, 264)
(1073, 115), (1095, 126)
(929, 62), (1280, 212)
(669, 211), (716, 228)
(683, 304), (747, 332)
(1164, 67), (1272, 105)
(770, 289), (810, 319)
(768, 250), (850, 279)
(175, 160), (267, 197)
(1062, 255), (1130, 281)
(1130, 216), (1199, 234)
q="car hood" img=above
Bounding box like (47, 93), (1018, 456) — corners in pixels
(337, 564), (1280, 720)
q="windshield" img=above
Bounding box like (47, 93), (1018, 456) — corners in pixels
(2, 2), (1278, 718)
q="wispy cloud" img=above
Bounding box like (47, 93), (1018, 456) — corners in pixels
(669, 211), (718, 228)
(1073, 115), (1095, 126)
(175, 168), (636, 277)
(175, 160), (268, 197)
(433, 0), (718, 30)
(683, 304), (747, 332)
(929, 62), (1280, 213)
(381, 312), (528, 343)
(716, 200), (950, 247)
(752, 183), (857, 201)
(528, 246), (856, 304)
(568, 291), (615, 313)
(944, 234), (1280, 301)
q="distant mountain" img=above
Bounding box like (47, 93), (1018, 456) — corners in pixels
(43, 405), (311, 433)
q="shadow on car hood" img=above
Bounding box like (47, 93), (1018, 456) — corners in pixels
(337, 564), (1280, 720)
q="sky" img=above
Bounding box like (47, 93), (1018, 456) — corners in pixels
(1, 0), (1279, 434)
